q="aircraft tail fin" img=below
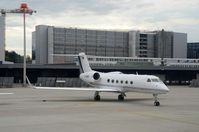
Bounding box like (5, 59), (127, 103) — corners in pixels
(78, 53), (92, 73)
(47, 53), (92, 73)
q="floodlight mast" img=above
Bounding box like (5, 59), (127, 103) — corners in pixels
(0, 3), (36, 86)
(20, 3), (36, 86)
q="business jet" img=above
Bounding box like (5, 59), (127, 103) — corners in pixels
(27, 53), (169, 106)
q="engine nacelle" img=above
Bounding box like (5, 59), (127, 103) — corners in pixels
(93, 72), (100, 80)
(80, 71), (101, 83)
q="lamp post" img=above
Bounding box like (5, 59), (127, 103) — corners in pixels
(20, 4), (27, 86)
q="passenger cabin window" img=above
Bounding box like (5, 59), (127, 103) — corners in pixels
(147, 79), (151, 82)
(125, 81), (128, 84)
(116, 80), (119, 83)
(121, 80), (123, 84)
(112, 79), (114, 83)
(130, 81), (133, 84)
(107, 79), (110, 83)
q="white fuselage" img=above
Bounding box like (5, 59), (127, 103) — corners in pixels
(80, 71), (169, 94)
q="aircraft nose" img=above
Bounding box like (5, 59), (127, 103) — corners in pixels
(162, 85), (170, 93)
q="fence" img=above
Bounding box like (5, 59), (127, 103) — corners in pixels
(36, 77), (89, 87)
(0, 77), (14, 88)
(190, 79), (199, 87)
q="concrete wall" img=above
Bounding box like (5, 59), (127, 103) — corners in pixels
(128, 31), (137, 57)
(155, 30), (173, 58)
(47, 27), (54, 64)
(147, 33), (155, 57)
(35, 25), (48, 64)
(0, 16), (5, 62)
(173, 32), (187, 58)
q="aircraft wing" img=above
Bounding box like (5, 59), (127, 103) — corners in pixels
(26, 76), (119, 92)
(34, 86), (119, 92)
(0, 93), (13, 95)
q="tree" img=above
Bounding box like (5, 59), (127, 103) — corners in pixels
(5, 50), (32, 63)
(26, 55), (32, 63)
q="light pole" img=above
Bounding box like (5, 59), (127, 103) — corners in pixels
(1, 4), (36, 86)
(19, 3), (36, 86)
(21, 4), (26, 86)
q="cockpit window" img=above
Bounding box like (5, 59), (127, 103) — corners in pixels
(147, 79), (151, 82)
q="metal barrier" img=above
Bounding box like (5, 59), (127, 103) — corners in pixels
(36, 77), (89, 87)
(190, 79), (199, 87)
(0, 77), (14, 88)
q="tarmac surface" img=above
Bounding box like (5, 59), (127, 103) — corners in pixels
(0, 86), (199, 132)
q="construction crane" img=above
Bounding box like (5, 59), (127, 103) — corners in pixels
(0, 3), (36, 86)
(1, 4), (36, 16)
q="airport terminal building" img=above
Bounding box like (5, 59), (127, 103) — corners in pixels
(32, 25), (187, 64)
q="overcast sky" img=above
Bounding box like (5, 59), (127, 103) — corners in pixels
(0, 0), (199, 56)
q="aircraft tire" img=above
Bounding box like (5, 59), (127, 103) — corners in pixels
(154, 101), (160, 106)
(94, 95), (100, 101)
(118, 94), (124, 101)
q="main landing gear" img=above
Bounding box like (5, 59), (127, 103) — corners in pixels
(94, 92), (126, 101)
(94, 91), (100, 101)
(118, 93), (126, 101)
(153, 94), (160, 106)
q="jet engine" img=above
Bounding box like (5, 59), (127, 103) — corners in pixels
(93, 72), (100, 81)
(79, 71), (101, 83)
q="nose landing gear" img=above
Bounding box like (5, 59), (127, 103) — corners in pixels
(153, 94), (160, 106)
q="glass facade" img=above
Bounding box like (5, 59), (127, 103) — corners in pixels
(52, 27), (129, 57)
(187, 43), (199, 58)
